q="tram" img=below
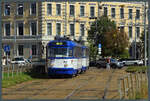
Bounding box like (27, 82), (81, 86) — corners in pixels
(46, 37), (89, 76)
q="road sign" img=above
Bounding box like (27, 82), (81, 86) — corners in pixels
(98, 44), (101, 48)
(4, 45), (10, 52)
(98, 44), (101, 54)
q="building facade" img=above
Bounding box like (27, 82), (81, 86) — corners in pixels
(1, 1), (148, 60)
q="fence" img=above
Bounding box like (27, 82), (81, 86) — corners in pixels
(118, 71), (148, 99)
(2, 64), (33, 79)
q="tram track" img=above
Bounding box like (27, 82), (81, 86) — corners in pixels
(64, 68), (106, 99)
(2, 67), (126, 100)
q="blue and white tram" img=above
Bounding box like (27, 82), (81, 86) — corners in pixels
(46, 39), (88, 76)
(81, 46), (89, 72)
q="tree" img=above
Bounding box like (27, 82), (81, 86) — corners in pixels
(88, 16), (129, 58)
(139, 31), (148, 58)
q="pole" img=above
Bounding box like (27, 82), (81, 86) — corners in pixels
(147, 0), (150, 100)
(144, 2), (147, 66)
(135, 17), (136, 59)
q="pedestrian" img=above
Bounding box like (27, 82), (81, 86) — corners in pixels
(106, 57), (110, 69)
(2, 56), (6, 66)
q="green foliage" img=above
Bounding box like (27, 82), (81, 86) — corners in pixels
(88, 16), (129, 58)
(2, 72), (34, 88)
(88, 41), (98, 61)
(125, 66), (147, 73)
(119, 49), (130, 58)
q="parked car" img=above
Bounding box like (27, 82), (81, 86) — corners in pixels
(89, 60), (97, 67)
(110, 58), (124, 68)
(119, 58), (143, 66)
(96, 58), (124, 69)
(11, 56), (27, 66)
(96, 58), (107, 68)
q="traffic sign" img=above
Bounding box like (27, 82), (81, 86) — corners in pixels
(98, 44), (101, 48)
(4, 45), (10, 52)
(98, 44), (101, 55)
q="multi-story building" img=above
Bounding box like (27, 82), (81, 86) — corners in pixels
(1, 1), (148, 60)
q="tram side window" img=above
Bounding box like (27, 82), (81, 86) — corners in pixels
(73, 47), (82, 58)
(68, 49), (73, 57)
(83, 49), (86, 57)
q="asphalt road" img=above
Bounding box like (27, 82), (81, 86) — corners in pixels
(2, 67), (128, 100)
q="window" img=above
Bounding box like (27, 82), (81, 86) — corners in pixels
(4, 23), (10, 36)
(90, 6), (95, 17)
(70, 5), (75, 16)
(56, 23), (61, 35)
(129, 9), (132, 19)
(30, 22), (37, 35)
(47, 23), (52, 35)
(80, 6), (84, 16)
(120, 26), (124, 32)
(18, 45), (24, 56)
(80, 24), (84, 36)
(30, 3), (36, 15)
(47, 4), (52, 15)
(56, 4), (61, 16)
(129, 26), (132, 38)
(17, 4), (23, 15)
(136, 9), (140, 19)
(111, 8), (115, 18)
(70, 24), (74, 36)
(120, 8), (124, 19)
(104, 7), (107, 17)
(17, 22), (24, 35)
(136, 27), (140, 38)
(4, 4), (10, 16)
(32, 45), (37, 55)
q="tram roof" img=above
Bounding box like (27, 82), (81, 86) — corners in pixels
(47, 40), (83, 47)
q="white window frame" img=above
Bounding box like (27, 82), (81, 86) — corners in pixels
(70, 23), (75, 36)
(128, 9), (132, 19)
(80, 23), (85, 36)
(30, 2), (36, 15)
(4, 22), (11, 36)
(111, 8), (115, 18)
(80, 5), (85, 17)
(104, 7), (107, 17)
(31, 44), (37, 56)
(47, 3), (52, 16)
(17, 3), (24, 16)
(17, 44), (24, 56)
(120, 8), (124, 19)
(136, 26), (140, 38)
(56, 22), (61, 35)
(70, 5), (75, 16)
(56, 4), (61, 16)
(47, 22), (52, 35)
(30, 21), (37, 36)
(136, 9), (140, 20)
(17, 21), (24, 36)
(90, 6), (95, 17)
(4, 3), (10, 16)
(128, 26), (132, 38)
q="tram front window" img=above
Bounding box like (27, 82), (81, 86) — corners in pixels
(48, 48), (72, 57)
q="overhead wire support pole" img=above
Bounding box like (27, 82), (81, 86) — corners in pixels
(144, 1), (147, 66)
(135, 16), (137, 59)
(148, 0), (150, 100)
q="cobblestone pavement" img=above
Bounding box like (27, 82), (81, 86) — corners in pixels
(2, 67), (128, 100)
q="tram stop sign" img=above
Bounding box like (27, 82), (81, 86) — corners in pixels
(98, 44), (101, 54)
(4, 45), (10, 52)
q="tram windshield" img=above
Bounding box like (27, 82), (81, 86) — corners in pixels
(48, 47), (72, 57)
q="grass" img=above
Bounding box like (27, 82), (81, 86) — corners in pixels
(125, 66), (148, 99)
(2, 72), (34, 88)
(125, 66), (147, 73)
